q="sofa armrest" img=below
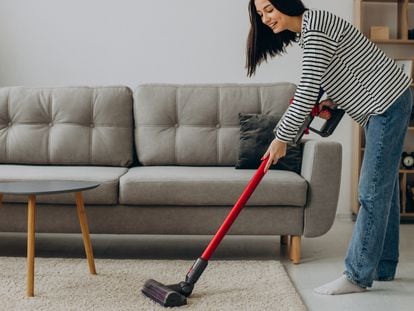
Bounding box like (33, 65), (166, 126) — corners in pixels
(300, 140), (342, 237)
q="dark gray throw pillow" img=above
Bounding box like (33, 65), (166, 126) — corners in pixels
(235, 113), (303, 174)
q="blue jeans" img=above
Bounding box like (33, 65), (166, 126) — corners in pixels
(344, 87), (413, 288)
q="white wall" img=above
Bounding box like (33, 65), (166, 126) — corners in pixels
(0, 0), (354, 216)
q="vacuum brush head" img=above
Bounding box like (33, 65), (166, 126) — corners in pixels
(142, 279), (187, 308)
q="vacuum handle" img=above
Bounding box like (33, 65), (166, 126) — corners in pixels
(200, 157), (268, 261)
(309, 107), (345, 137)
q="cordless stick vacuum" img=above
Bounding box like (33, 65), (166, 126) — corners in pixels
(141, 88), (345, 308)
(141, 158), (269, 307)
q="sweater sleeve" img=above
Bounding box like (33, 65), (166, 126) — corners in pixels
(275, 30), (338, 142)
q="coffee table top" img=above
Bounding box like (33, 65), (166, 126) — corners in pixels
(0, 180), (100, 195)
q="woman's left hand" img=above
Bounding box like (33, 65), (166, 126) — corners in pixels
(262, 138), (287, 173)
(318, 99), (336, 120)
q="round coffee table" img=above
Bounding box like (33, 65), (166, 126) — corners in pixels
(0, 180), (100, 297)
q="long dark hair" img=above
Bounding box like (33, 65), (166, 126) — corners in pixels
(246, 0), (307, 77)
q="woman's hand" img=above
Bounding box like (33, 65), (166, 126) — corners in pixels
(318, 99), (336, 120)
(262, 138), (287, 173)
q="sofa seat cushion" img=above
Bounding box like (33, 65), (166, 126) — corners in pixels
(0, 165), (128, 205)
(119, 166), (307, 206)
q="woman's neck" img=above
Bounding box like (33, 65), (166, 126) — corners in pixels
(288, 15), (303, 33)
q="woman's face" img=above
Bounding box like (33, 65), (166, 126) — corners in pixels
(254, 0), (288, 33)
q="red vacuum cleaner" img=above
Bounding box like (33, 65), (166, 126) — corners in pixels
(141, 158), (269, 307)
(141, 88), (345, 307)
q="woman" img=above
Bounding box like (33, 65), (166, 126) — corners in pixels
(246, 0), (413, 295)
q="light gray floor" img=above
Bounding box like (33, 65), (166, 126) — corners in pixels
(1, 217), (414, 310)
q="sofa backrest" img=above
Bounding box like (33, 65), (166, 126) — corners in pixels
(134, 83), (296, 166)
(0, 86), (133, 167)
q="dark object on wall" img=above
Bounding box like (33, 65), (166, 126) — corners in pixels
(408, 29), (414, 40)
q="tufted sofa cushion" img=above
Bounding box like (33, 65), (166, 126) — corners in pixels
(134, 83), (296, 165)
(0, 86), (133, 166)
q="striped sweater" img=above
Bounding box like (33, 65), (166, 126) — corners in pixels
(275, 9), (413, 143)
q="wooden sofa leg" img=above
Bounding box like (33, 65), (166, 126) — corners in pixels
(280, 235), (288, 245)
(289, 235), (301, 264)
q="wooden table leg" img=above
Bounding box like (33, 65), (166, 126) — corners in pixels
(0, 193), (3, 208)
(27, 195), (36, 297)
(75, 192), (96, 275)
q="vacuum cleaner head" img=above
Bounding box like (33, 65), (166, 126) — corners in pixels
(142, 279), (187, 307)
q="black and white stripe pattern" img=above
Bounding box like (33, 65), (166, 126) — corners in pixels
(275, 10), (413, 143)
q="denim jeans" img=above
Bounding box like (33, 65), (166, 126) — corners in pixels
(344, 87), (413, 288)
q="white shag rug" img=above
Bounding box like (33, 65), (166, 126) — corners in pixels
(0, 257), (306, 311)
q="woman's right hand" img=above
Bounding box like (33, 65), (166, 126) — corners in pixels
(262, 138), (287, 173)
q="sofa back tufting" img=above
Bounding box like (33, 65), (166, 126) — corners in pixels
(0, 86), (134, 167)
(133, 83), (296, 166)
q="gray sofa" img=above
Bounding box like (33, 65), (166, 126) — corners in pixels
(0, 83), (342, 263)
